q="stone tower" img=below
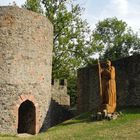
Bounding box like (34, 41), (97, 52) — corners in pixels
(0, 6), (53, 134)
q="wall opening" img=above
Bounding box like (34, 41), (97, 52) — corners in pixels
(60, 79), (65, 85)
(17, 100), (36, 134)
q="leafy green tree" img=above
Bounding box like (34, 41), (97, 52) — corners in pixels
(42, 0), (92, 79)
(22, 0), (43, 13)
(42, 0), (93, 106)
(90, 17), (140, 60)
(23, 0), (94, 106)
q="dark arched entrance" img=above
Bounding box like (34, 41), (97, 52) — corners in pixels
(17, 100), (36, 134)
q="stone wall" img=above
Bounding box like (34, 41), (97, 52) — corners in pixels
(0, 6), (53, 134)
(51, 79), (70, 106)
(77, 54), (140, 114)
(50, 79), (72, 126)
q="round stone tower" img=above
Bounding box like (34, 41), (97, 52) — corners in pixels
(0, 6), (53, 134)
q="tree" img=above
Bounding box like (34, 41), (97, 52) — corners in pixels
(42, 0), (92, 79)
(22, 0), (43, 13)
(42, 0), (94, 106)
(90, 17), (140, 60)
(23, 0), (94, 106)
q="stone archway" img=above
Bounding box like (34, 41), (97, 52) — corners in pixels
(12, 94), (40, 134)
(17, 100), (36, 134)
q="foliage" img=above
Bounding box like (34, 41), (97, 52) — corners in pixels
(67, 76), (77, 106)
(23, 0), (94, 106)
(42, 0), (94, 106)
(90, 17), (140, 60)
(42, 0), (92, 78)
(22, 0), (43, 13)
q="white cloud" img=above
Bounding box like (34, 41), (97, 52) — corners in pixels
(111, 0), (128, 16)
(96, 0), (140, 32)
(100, 0), (129, 18)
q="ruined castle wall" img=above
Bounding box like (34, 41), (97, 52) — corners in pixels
(50, 79), (71, 126)
(51, 79), (70, 106)
(77, 54), (140, 114)
(0, 6), (53, 133)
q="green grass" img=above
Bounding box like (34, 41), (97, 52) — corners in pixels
(0, 107), (140, 140)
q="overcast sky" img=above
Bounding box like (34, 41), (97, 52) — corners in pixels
(0, 0), (140, 33)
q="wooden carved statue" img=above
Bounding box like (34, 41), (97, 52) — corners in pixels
(98, 60), (116, 114)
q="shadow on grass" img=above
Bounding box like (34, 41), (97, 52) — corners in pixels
(59, 112), (93, 126)
(60, 107), (140, 126)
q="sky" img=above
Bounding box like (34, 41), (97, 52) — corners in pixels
(0, 0), (140, 33)
(75, 0), (140, 33)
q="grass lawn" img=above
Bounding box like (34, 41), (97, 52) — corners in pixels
(0, 107), (140, 140)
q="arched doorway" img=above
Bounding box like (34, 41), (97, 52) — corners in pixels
(17, 100), (36, 134)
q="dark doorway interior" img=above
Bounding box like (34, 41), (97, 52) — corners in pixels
(17, 100), (36, 134)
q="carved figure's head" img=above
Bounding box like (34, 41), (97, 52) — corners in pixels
(106, 60), (111, 67)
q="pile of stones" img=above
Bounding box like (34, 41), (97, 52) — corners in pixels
(92, 110), (122, 121)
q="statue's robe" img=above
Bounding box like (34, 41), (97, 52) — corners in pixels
(101, 66), (116, 113)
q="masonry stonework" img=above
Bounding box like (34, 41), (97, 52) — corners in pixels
(50, 79), (72, 126)
(51, 79), (70, 107)
(77, 54), (140, 114)
(0, 6), (53, 134)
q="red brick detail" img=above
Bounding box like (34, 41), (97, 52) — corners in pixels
(12, 94), (40, 134)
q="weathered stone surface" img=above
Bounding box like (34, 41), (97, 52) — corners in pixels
(77, 54), (140, 114)
(96, 112), (102, 121)
(40, 79), (72, 131)
(51, 79), (72, 127)
(0, 6), (53, 134)
(51, 79), (70, 107)
(92, 111), (121, 121)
